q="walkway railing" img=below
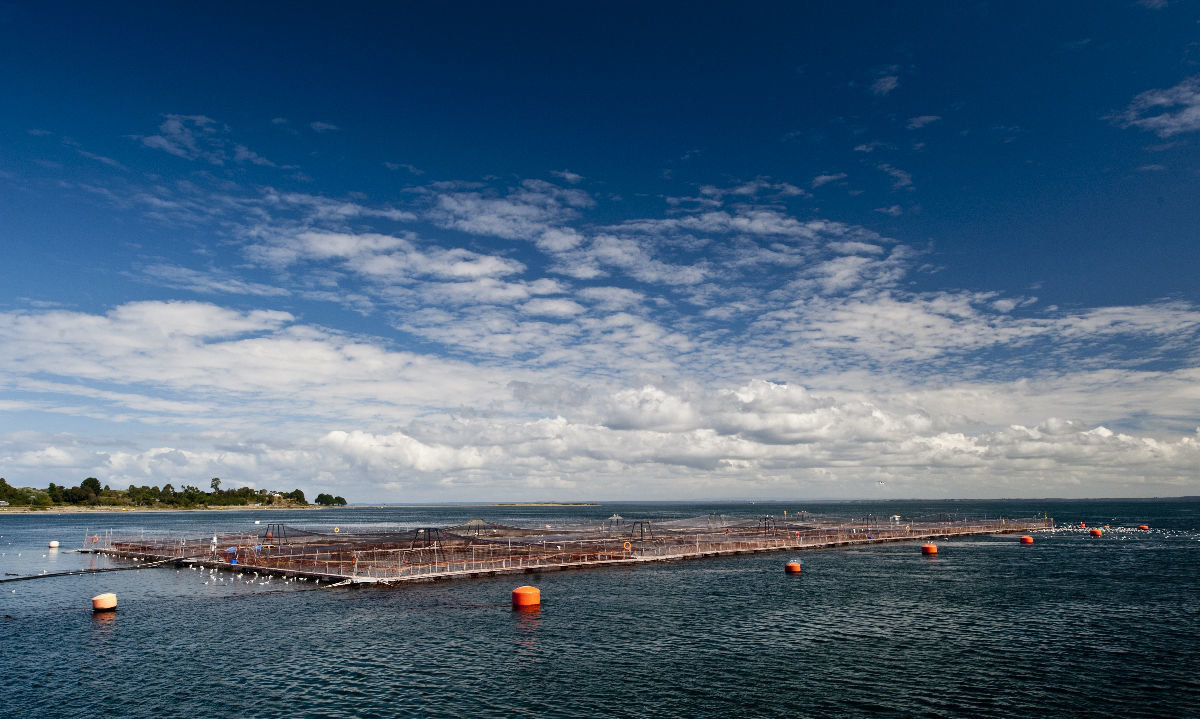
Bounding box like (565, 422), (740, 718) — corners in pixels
(97, 516), (1052, 585)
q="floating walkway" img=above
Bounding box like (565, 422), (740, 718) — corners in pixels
(83, 514), (1053, 587)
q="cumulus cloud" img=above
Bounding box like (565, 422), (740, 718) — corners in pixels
(425, 179), (594, 244)
(0, 300), (519, 438)
(7, 376), (1196, 499)
(521, 298), (586, 318)
(253, 229), (527, 285)
(10, 145), (1200, 499)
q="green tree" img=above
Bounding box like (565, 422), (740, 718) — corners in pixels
(63, 486), (91, 504)
(315, 492), (334, 505)
(0, 477), (25, 504)
(81, 477), (102, 495)
(210, 477), (221, 492)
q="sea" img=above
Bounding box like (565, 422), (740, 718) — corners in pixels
(1, 498), (1197, 718)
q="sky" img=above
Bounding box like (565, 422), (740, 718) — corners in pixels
(1, 2), (1198, 502)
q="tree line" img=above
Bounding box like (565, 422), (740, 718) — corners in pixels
(0, 476), (344, 508)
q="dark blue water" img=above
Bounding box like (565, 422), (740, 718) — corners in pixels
(2, 499), (1198, 718)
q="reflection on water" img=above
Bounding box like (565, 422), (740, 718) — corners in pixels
(512, 604), (541, 656)
(89, 609), (117, 632)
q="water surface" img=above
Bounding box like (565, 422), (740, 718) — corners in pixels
(2, 499), (1197, 718)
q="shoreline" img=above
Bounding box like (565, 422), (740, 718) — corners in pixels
(0, 502), (600, 515)
(0, 504), (324, 515)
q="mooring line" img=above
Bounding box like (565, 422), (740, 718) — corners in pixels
(0, 555), (190, 583)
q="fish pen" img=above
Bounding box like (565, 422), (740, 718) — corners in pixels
(89, 513), (1053, 585)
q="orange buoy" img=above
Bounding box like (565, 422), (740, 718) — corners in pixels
(921, 543), (938, 555)
(1138, 525), (1149, 530)
(1089, 528), (1103, 537)
(91, 593), (117, 612)
(1079, 522), (1086, 528)
(1020, 536), (1034, 545)
(784, 561), (802, 574)
(512, 585), (541, 609)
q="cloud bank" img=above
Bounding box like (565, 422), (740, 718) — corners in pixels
(4, 114), (1199, 501)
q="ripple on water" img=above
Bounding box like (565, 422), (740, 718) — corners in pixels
(3, 503), (1200, 717)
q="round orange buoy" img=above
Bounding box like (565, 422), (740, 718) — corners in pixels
(921, 543), (938, 555)
(1020, 536), (1034, 544)
(1079, 522), (1086, 528)
(1138, 525), (1149, 530)
(91, 593), (117, 612)
(784, 561), (802, 574)
(1089, 528), (1103, 537)
(512, 585), (541, 609)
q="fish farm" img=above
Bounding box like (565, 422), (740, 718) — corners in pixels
(80, 512), (1053, 586)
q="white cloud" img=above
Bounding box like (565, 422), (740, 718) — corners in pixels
(878, 163), (913, 189)
(906, 115), (941, 130)
(1114, 75), (1200, 137)
(138, 264), (290, 297)
(135, 114), (226, 164)
(133, 114), (278, 169)
(258, 230), (526, 285)
(4, 295), (1198, 498)
(260, 190), (417, 223)
(426, 180), (594, 243)
(537, 227), (585, 252)
(9, 153), (1200, 500)
(521, 298), (586, 318)
(233, 144), (275, 167)
(577, 286), (644, 311)
(310, 121), (339, 132)
(871, 75), (899, 96)
(384, 162), (424, 175)
(585, 233), (708, 286)
(11, 376), (1196, 500)
(812, 172), (847, 188)
(550, 169), (584, 184)
(0, 301), (518, 434)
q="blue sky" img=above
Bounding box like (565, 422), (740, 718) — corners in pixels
(2, 2), (1198, 501)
